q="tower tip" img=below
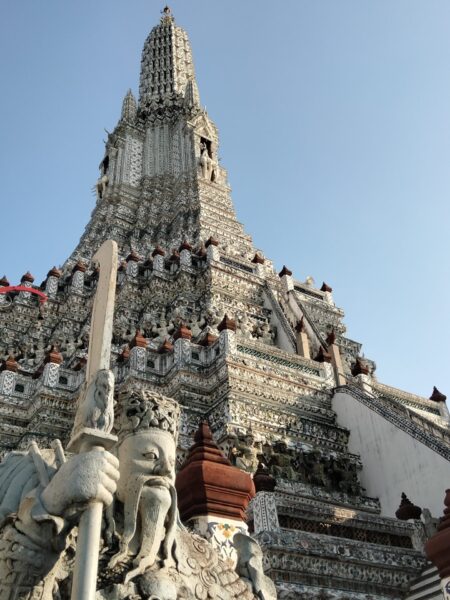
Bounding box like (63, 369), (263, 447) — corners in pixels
(160, 5), (174, 24)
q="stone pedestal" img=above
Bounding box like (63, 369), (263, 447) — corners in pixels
(189, 515), (248, 567)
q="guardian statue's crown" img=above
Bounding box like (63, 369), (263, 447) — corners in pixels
(115, 386), (180, 442)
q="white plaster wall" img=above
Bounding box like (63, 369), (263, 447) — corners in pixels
(333, 390), (450, 518)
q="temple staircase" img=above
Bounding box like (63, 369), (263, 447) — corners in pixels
(405, 563), (442, 600)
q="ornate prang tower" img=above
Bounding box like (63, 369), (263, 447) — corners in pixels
(0, 8), (449, 599)
(71, 6), (253, 265)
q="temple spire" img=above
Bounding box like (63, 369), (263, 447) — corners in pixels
(139, 8), (199, 107)
(160, 5), (174, 25)
(120, 89), (137, 122)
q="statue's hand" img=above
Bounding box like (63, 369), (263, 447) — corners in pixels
(40, 449), (119, 517)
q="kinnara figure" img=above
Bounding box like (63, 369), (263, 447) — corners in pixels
(0, 387), (276, 600)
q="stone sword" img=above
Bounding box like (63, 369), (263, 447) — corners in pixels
(67, 239), (118, 600)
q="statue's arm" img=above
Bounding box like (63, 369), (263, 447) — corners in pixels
(0, 487), (70, 598)
(0, 449), (119, 597)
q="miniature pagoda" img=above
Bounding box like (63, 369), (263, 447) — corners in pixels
(0, 7), (448, 599)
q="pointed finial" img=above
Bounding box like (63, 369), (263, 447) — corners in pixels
(326, 330), (336, 346)
(160, 5), (174, 24)
(351, 357), (370, 377)
(395, 492), (422, 520)
(253, 461), (276, 493)
(313, 346), (332, 363)
(278, 265), (292, 278)
(130, 329), (147, 349)
(21, 271), (35, 283)
(295, 317), (306, 334)
(121, 89), (137, 122)
(430, 386), (447, 403)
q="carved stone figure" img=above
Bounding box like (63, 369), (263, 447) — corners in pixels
(0, 387), (274, 599)
(229, 432), (260, 473)
(234, 533), (277, 600)
(0, 445), (120, 598)
(72, 369), (115, 437)
(96, 174), (109, 200)
(199, 142), (218, 182)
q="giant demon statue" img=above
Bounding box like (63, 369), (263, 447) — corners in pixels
(0, 385), (276, 600)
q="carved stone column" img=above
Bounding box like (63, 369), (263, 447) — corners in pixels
(295, 318), (310, 359)
(152, 246), (165, 272)
(278, 265), (294, 292)
(45, 267), (61, 299)
(352, 358), (373, 393)
(71, 261), (86, 293)
(320, 281), (335, 305)
(218, 315), (237, 355)
(179, 241), (193, 267)
(251, 492), (280, 534)
(0, 276), (9, 305)
(205, 236), (219, 262)
(173, 324), (192, 366)
(326, 331), (346, 385)
(143, 256), (153, 277)
(126, 250), (140, 277)
(129, 330), (147, 372)
(0, 356), (18, 395)
(19, 271), (34, 300)
(429, 387), (450, 422)
(41, 346), (63, 387)
(252, 253), (266, 278)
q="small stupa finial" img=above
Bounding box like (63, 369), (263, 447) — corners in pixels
(160, 5), (174, 23)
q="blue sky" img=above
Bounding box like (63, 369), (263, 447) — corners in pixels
(1, 1), (449, 399)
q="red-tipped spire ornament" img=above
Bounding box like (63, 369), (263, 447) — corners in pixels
(176, 421), (255, 522)
(430, 387), (447, 403)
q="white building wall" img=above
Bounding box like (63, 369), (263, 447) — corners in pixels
(333, 390), (450, 518)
